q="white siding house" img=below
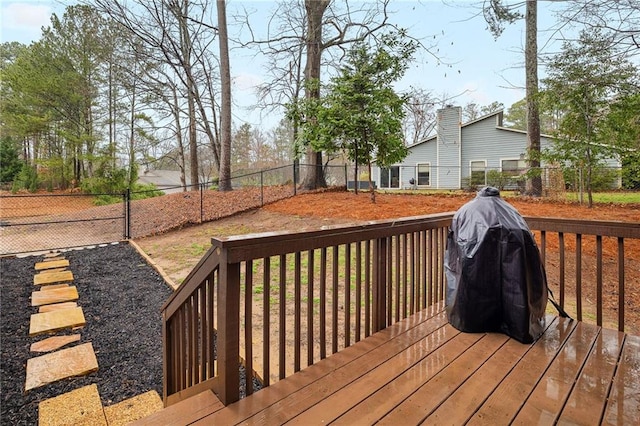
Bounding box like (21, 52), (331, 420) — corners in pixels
(375, 105), (556, 190)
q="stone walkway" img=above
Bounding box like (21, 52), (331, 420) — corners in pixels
(25, 251), (164, 425)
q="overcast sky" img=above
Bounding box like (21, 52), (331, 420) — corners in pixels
(1, 1), (568, 129)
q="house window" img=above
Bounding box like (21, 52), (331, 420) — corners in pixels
(380, 166), (400, 189)
(501, 159), (527, 177)
(417, 163), (430, 186)
(470, 161), (486, 186)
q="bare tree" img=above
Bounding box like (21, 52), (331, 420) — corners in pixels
(238, 0), (405, 190)
(483, 0), (542, 196)
(524, 0), (542, 196)
(216, 0), (232, 191)
(402, 87), (437, 145)
(557, 0), (640, 59)
(93, 0), (223, 190)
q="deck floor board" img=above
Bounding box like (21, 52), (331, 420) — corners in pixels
(165, 305), (638, 426)
(601, 334), (640, 425)
(557, 327), (624, 425)
(512, 320), (601, 424)
(289, 322), (463, 425)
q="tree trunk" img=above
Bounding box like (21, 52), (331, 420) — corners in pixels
(299, 0), (329, 191)
(368, 162), (376, 203)
(109, 59), (116, 170)
(217, 0), (233, 192)
(128, 78), (136, 187)
(525, 0), (542, 196)
(172, 86), (187, 191)
(178, 0), (199, 191)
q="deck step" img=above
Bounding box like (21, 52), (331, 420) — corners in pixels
(129, 390), (224, 425)
(32, 286), (79, 307)
(25, 342), (98, 391)
(29, 306), (85, 335)
(103, 390), (164, 426)
(31, 334), (81, 353)
(38, 384), (107, 426)
(35, 259), (70, 271)
(34, 270), (73, 286)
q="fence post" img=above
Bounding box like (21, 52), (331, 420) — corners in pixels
(200, 182), (204, 223)
(293, 163), (297, 196)
(344, 164), (348, 188)
(260, 171), (264, 206)
(124, 189), (131, 239)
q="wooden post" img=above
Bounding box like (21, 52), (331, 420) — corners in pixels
(373, 237), (387, 332)
(216, 253), (240, 405)
(162, 310), (169, 405)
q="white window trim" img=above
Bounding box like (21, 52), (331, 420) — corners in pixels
(378, 165), (401, 189)
(469, 160), (487, 186)
(416, 162), (431, 187)
(499, 157), (527, 174)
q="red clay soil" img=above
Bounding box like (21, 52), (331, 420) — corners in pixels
(266, 191), (640, 334)
(265, 190), (640, 223)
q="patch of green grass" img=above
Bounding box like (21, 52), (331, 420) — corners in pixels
(188, 242), (209, 257)
(564, 191), (640, 204)
(202, 223), (254, 238)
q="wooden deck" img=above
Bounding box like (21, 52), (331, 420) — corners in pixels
(137, 303), (640, 425)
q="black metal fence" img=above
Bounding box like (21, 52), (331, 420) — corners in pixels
(2, 162), (637, 255)
(0, 164), (349, 255)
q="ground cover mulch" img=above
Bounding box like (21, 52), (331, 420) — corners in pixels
(0, 243), (172, 425)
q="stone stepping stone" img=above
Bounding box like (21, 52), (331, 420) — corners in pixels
(40, 283), (70, 292)
(31, 334), (81, 353)
(103, 390), (164, 426)
(25, 342), (98, 391)
(34, 270), (73, 286)
(35, 259), (69, 271)
(38, 383), (106, 426)
(39, 301), (78, 313)
(39, 268), (68, 275)
(29, 306), (85, 336)
(32, 286), (79, 307)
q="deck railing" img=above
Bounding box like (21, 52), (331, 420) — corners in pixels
(525, 217), (640, 333)
(161, 213), (639, 406)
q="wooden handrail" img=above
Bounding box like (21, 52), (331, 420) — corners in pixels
(525, 216), (640, 333)
(212, 213), (454, 263)
(162, 245), (221, 318)
(524, 216), (640, 238)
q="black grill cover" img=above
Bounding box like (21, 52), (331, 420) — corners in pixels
(444, 187), (548, 343)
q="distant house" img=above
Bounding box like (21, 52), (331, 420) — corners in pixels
(137, 169), (191, 194)
(373, 106), (549, 190)
(374, 105), (620, 191)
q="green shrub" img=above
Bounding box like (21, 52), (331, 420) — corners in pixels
(486, 170), (510, 190)
(11, 164), (38, 193)
(0, 137), (23, 183)
(82, 162), (163, 205)
(563, 165), (620, 191)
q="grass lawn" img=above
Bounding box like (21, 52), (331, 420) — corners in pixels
(564, 191), (640, 203)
